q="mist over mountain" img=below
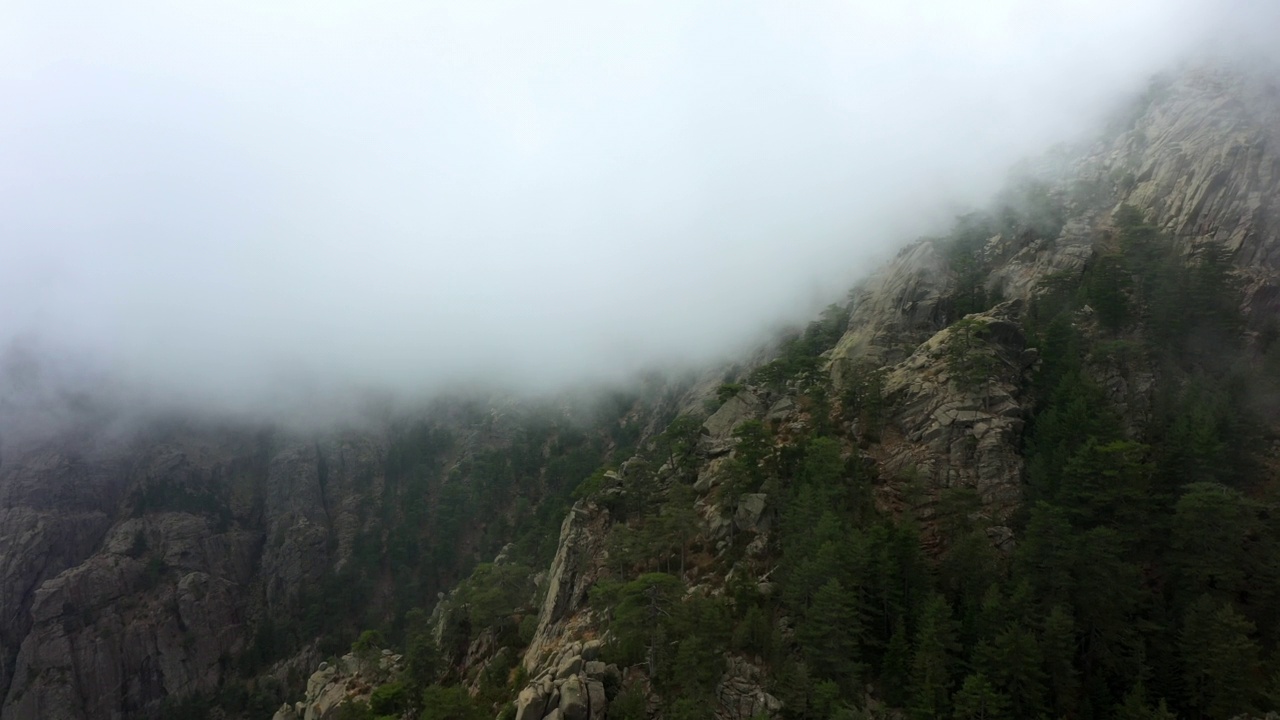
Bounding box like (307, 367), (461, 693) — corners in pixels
(8, 4), (1280, 720)
(3, 1), (1277, 424)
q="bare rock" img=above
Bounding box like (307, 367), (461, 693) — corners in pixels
(733, 494), (770, 534)
(715, 657), (783, 720)
(559, 676), (589, 720)
(700, 393), (763, 456)
(556, 654), (583, 680)
(586, 679), (607, 720)
(514, 684), (549, 720)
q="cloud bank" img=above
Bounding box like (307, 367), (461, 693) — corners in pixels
(0, 0), (1275, 420)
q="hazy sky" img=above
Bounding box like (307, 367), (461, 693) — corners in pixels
(0, 1), (1273, 419)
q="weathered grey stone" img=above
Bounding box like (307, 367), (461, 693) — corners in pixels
(581, 639), (603, 661)
(586, 679), (607, 720)
(765, 397), (795, 420)
(715, 657), (783, 720)
(734, 494), (770, 534)
(559, 677), (589, 720)
(514, 685), (549, 720)
(986, 525), (1016, 552)
(556, 654), (583, 680)
(584, 660), (607, 678)
(701, 393), (763, 455)
(522, 503), (611, 673)
(689, 455), (724, 494)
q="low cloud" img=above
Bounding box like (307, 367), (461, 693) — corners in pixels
(0, 0), (1275, 424)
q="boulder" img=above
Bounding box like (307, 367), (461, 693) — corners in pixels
(765, 397), (795, 420)
(586, 679), (607, 720)
(559, 677), (589, 720)
(555, 654), (583, 680)
(734, 494), (770, 534)
(514, 685), (549, 720)
(701, 393), (762, 455)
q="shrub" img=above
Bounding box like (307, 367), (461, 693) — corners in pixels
(369, 682), (407, 716)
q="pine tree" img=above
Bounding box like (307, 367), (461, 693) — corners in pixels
(798, 579), (863, 686)
(1180, 596), (1260, 719)
(1114, 681), (1176, 720)
(953, 673), (1011, 720)
(1170, 483), (1255, 602)
(985, 624), (1046, 717)
(907, 594), (960, 719)
(403, 608), (440, 700)
(1040, 604), (1079, 718)
(880, 617), (912, 707)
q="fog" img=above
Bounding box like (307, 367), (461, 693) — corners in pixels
(0, 1), (1275, 424)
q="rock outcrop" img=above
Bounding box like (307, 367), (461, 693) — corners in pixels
(513, 642), (620, 720)
(715, 657), (782, 720)
(0, 423), (448, 718)
(271, 650), (402, 720)
(824, 64), (1280, 527)
(874, 302), (1034, 519)
(700, 392), (764, 456)
(522, 502), (611, 674)
(831, 241), (955, 375)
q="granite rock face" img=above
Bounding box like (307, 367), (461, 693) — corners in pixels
(0, 429), (388, 720)
(875, 303), (1033, 520)
(522, 502), (611, 673)
(826, 63), (1280, 527)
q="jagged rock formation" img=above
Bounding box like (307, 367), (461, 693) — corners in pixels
(521, 504), (611, 675)
(821, 63), (1280, 529)
(714, 657), (782, 720)
(271, 650), (402, 720)
(0, 397), (629, 719)
(872, 301), (1035, 519)
(513, 641), (616, 720)
(0, 430), (388, 719)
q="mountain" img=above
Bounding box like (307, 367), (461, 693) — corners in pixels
(5, 60), (1280, 719)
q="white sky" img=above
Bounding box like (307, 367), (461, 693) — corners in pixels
(0, 1), (1274, 419)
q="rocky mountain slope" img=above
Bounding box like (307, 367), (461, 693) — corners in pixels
(5, 60), (1280, 719)
(417, 60), (1280, 720)
(0, 387), (703, 719)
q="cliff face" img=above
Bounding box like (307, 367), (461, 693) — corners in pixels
(0, 429), (387, 719)
(823, 62), (1280, 523)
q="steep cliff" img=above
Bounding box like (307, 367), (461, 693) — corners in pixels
(0, 390), (674, 719)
